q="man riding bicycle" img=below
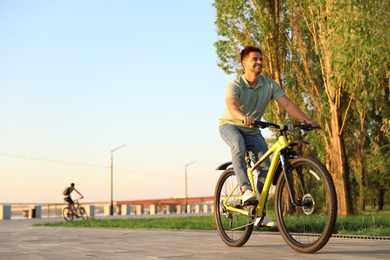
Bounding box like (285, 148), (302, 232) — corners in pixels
(63, 183), (84, 217)
(219, 46), (319, 227)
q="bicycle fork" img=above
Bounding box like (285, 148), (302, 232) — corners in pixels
(279, 148), (306, 207)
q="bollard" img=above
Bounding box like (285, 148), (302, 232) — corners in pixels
(104, 205), (111, 216)
(33, 206), (42, 218)
(0, 205), (11, 220)
(135, 205), (144, 215)
(186, 204), (193, 214)
(86, 205), (95, 218)
(121, 205), (131, 216)
(202, 204), (209, 213)
(194, 204), (201, 213)
(149, 205), (157, 215)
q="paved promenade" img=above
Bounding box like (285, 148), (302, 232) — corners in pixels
(0, 217), (389, 259)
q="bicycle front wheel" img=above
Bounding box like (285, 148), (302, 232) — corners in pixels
(79, 207), (88, 220)
(214, 168), (253, 247)
(62, 207), (74, 222)
(275, 156), (337, 253)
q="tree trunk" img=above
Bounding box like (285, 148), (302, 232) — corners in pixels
(315, 3), (354, 215)
(359, 174), (365, 211)
(328, 102), (354, 216)
(355, 110), (367, 211)
(378, 189), (384, 211)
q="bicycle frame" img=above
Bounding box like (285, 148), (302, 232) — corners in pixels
(222, 132), (289, 217)
(215, 122), (337, 252)
(69, 199), (82, 214)
(73, 201), (80, 211)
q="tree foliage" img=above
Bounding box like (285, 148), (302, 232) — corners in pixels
(213, 0), (390, 215)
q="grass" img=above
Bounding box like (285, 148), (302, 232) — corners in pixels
(336, 214), (390, 236)
(34, 210), (390, 237)
(36, 216), (216, 230)
(35, 215), (216, 230)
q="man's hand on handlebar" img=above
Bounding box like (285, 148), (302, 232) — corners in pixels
(240, 117), (321, 131)
(305, 120), (321, 129)
(241, 116), (255, 128)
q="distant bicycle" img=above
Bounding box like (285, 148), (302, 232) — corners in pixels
(62, 198), (88, 221)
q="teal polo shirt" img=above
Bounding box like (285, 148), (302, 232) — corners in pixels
(219, 74), (286, 134)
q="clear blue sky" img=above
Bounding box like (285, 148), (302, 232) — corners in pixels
(0, 0), (271, 204)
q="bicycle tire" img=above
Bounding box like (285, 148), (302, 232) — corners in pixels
(214, 168), (253, 247)
(275, 156), (337, 253)
(79, 207), (88, 220)
(62, 206), (74, 222)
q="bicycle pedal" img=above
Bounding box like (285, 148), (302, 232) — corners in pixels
(246, 205), (258, 222)
(243, 200), (258, 206)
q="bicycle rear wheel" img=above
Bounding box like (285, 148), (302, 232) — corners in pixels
(62, 207), (74, 221)
(275, 156), (337, 253)
(79, 207), (88, 220)
(214, 168), (253, 247)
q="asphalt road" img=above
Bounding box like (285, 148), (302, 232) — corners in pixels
(0, 217), (389, 259)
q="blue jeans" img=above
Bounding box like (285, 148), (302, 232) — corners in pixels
(219, 124), (270, 195)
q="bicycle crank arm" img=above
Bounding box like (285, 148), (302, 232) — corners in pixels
(230, 222), (255, 231)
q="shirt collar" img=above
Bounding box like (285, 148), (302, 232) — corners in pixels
(242, 75), (263, 89)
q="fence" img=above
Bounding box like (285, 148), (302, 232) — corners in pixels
(0, 201), (214, 220)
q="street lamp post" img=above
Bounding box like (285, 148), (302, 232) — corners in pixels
(185, 160), (197, 213)
(110, 144), (126, 216)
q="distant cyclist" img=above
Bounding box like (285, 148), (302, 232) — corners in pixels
(63, 183), (84, 217)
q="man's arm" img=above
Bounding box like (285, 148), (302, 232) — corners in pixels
(276, 95), (319, 127)
(73, 188), (84, 199)
(225, 97), (254, 127)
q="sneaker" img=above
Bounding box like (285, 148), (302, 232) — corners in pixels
(242, 190), (256, 204)
(255, 216), (277, 227)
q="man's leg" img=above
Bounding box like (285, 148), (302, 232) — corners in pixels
(219, 124), (252, 191)
(69, 201), (76, 215)
(244, 132), (277, 227)
(243, 132), (270, 195)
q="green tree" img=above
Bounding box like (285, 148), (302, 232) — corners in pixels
(332, 0), (390, 211)
(213, 0), (390, 215)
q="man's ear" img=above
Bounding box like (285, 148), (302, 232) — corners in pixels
(242, 56), (249, 68)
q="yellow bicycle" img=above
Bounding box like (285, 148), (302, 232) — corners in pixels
(214, 121), (337, 253)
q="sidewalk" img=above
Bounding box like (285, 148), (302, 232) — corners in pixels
(0, 217), (389, 259)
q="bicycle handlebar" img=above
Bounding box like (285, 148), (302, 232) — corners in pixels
(73, 197), (84, 203)
(251, 120), (321, 131)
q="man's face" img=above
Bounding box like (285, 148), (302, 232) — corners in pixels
(243, 51), (263, 74)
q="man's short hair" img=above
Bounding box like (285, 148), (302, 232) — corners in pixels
(71, 183), (75, 187)
(240, 46), (262, 65)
